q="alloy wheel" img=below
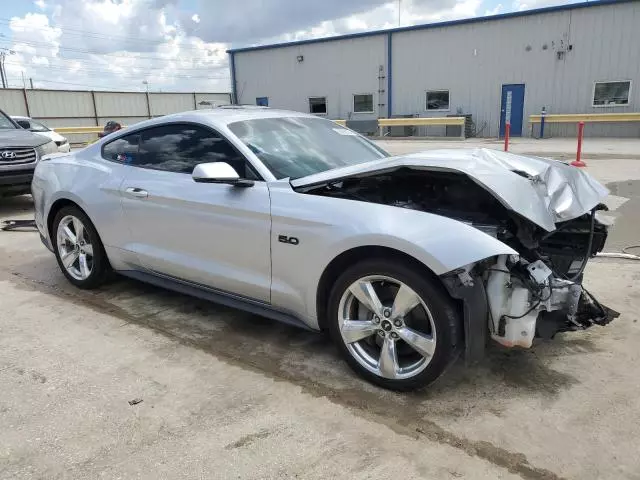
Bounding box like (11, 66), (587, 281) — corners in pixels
(56, 215), (94, 281)
(338, 275), (437, 380)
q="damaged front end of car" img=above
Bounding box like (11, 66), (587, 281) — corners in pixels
(442, 248), (618, 363)
(293, 148), (619, 361)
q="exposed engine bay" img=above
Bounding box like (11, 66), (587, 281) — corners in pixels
(300, 168), (618, 354)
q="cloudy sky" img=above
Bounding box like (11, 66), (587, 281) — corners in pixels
(0, 0), (582, 92)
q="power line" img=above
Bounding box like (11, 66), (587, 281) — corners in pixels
(0, 47), (230, 75)
(4, 77), (124, 90)
(4, 60), (230, 80)
(0, 37), (227, 64)
(0, 18), (224, 54)
(4, 77), (229, 91)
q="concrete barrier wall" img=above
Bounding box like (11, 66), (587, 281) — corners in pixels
(0, 88), (231, 144)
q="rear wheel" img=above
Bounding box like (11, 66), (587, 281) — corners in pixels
(52, 206), (111, 289)
(327, 259), (460, 391)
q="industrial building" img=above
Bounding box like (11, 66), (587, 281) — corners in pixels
(228, 0), (640, 137)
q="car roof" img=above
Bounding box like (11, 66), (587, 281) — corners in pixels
(122, 107), (321, 132)
(11, 115), (29, 121)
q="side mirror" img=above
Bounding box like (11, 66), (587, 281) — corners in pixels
(192, 162), (254, 187)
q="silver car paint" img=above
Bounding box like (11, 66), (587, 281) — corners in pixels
(119, 166), (272, 303)
(268, 181), (516, 325)
(292, 148), (609, 232)
(33, 149), (131, 253)
(34, 109), (597, 331)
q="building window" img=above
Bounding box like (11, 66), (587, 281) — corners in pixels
(593, 81), (631, 107)
(309, 97), (327, 115)
(256, 97), (269, 107)
(353, 94), (374, 114)
(426, 90), (450, 111)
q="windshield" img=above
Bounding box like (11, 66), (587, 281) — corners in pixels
(0, 111), (17, 130)
(29, 120), (50, 132)
(228, 117), (389, 179)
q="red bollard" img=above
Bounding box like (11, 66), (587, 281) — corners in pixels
(571, 121), (587, 167)
(504, 122), (510, 152)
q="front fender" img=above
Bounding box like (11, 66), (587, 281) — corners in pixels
(269, 183), (516, 328)
(326, 223), (516, 277)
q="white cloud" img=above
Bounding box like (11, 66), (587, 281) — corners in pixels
(4, 0), (229, 92)
(485, 3), (503, 15)
(512, 0), (579, 11)
(1, 0), (572, 92)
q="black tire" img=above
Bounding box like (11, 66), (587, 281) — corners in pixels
(327, 258), (461, 391)
(52, 206), (111, 289)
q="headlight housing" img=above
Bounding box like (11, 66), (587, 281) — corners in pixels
(35, 140), (58, 159)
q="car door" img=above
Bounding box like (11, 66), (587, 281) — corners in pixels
(119, 123), (272, 303)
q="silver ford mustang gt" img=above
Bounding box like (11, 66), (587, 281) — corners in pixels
(32, 107), (617, 391)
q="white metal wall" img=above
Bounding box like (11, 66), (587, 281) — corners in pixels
(0, 89), (231, 124)
(391, 1), (640, 137)
(0, 89), (231, 143)
(234, 35), (387, 121)
(232, 1), (640, 137)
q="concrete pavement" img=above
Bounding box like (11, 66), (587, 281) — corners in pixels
(1, 139), (639, 479)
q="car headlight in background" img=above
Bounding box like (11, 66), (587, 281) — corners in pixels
(35, 140), (59, 158)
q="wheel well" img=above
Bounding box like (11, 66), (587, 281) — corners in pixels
(315, 246), (446, 331)
(47, 198), (83, 240)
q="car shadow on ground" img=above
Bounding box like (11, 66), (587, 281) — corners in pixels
(0, 195), (33, 217)
(2, 194), (594, 420)
(13, 256), (593, 419)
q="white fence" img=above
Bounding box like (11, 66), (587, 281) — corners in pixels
(0, 88), (232, 144)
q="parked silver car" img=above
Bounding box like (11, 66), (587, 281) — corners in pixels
(32, 108), (616, 390)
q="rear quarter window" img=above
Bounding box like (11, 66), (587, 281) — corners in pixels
(102, 134), (140, 164)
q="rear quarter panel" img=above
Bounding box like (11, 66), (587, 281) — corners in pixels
(33, 146), (131, 259)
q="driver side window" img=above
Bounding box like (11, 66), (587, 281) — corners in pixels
(134, 124), (260, 180)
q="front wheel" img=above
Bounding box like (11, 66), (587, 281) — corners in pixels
(327, 259), (461, 391)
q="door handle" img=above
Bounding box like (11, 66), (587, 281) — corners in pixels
(125, 187), (148, 198)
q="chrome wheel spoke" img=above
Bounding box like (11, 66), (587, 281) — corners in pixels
(61, 250), (79, 269)
(378, 336), (399, 379)
(391, 284), (420, 319)
(72, 217), (84, 244)
(82, 243), (94, 257)
(78, 253), (90, 278)
(340, 320), (378, 344)
(397, 327), (435, 358)
(62, 225), (76, 244)
(349, 280), (383, 316)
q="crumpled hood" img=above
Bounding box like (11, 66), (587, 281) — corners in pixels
(291, 148), (609, 232)
(0, 128), (50, 148)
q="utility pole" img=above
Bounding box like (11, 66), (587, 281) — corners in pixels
(21, 71), (26, 88)
(0, 52), (6, 88)
(0, 48), (16, 88)
(398, 0), (402, 26)
(29, 78), (33, 89)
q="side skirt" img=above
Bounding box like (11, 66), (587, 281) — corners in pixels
(118, 269), (317, 332)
